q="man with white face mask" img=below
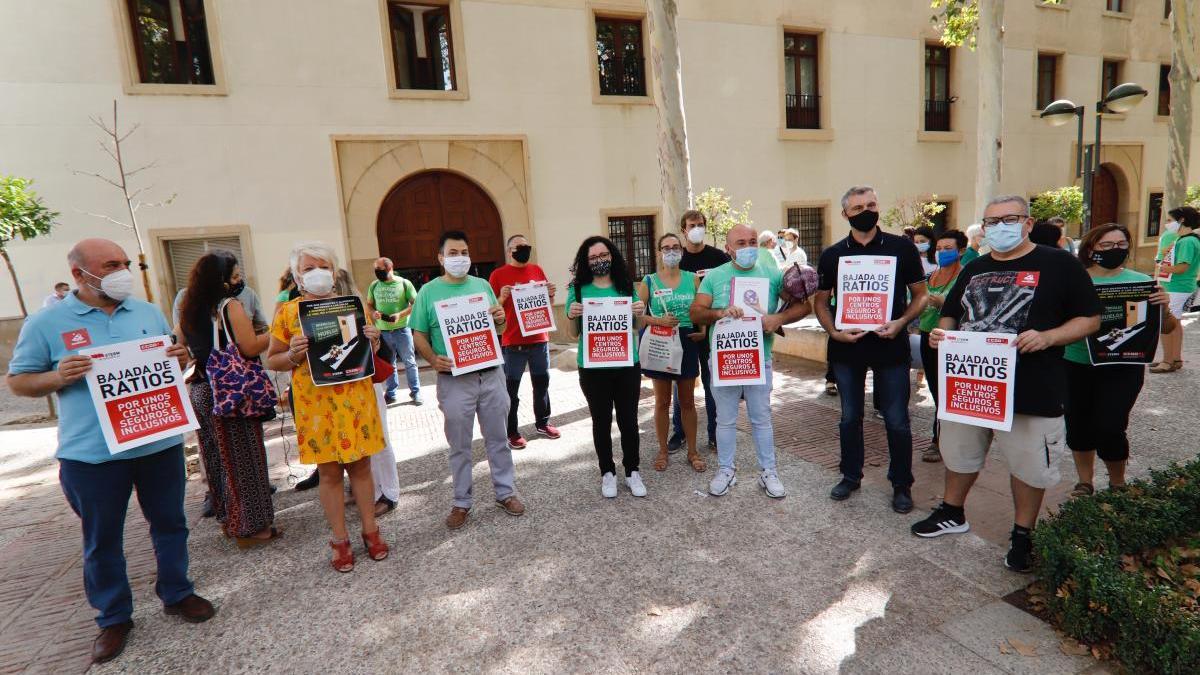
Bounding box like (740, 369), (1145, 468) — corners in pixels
(7, 238), (215, 664)
(410, 230), (525, 530)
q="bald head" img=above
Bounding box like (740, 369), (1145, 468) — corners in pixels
(68, 238), (128, 270)
(725, 224), (758, 268)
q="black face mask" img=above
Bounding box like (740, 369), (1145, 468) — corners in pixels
(374, 269), (389, 281)
(1091, 248), (1128, 270)
(512, 245), (532, 264)
(225, 280), (245, 298)
(848, 210), (879, 232)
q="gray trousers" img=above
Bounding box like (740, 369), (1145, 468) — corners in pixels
(436, 367), (516, 509)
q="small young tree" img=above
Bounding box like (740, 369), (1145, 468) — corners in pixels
(694, 187), (752, 243)
(1030, 186), (1084, 226)
(0, 176), (59, 317)
(1186, 184), (1200, 208)
(881, 195), (946, 232)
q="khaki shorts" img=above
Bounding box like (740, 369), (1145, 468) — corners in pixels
(939, 415), (1067, 489)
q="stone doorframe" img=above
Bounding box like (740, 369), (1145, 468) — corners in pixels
(330, 135), (535, 291)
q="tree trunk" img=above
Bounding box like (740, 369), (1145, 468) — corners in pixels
(974, 0), (1004, 221)
(1165, 0), (1198, 211)
(646, 0), (693, 231)
(0, 248), (29, 317)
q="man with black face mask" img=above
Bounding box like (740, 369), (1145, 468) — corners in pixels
(367, 257), (422, 406)
(815, 185), (927, 514)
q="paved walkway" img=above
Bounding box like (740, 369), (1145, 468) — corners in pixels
(5, 317), (1199, 673)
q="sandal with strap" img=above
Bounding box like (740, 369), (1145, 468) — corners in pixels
(921, 443), (942, 463)
(1070, 482), (1094, 498)
(1150, 360), (1183, 374)
(235, 526), (283, 550)
(362, 529), (389, 561)
(687, 451), (707, 473)
(653, 451), (669, 472)
(330, 538), (355, 573)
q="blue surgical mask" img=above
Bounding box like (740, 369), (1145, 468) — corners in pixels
(916, 242), (930, 253)
(733, 246), (759, 268)
(984, 222), (1025, 253)
(936, 250), (960, 267)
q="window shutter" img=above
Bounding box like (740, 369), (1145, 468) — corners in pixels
(165, 236), (243, 295)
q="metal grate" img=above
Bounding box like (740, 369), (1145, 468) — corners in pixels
(1147, 192), (1163, 238)
(786, 207), (824, 260)
(608, 214), (656, 279)
(596, 17), (646, 96)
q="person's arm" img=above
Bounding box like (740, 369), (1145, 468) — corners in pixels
(1015, 315), (1100, 354)
(225, 300), (270, 357)
(412, 329), (453, 373)
(877, 281), (928, 339)
(365, 281), (379, 321)
(813, 289), (867, 344)
(762, 298), (811, 333)
(1150, 286), (1181, 335)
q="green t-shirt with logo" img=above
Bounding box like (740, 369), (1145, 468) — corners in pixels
(368, 277), (417, 330)
(1164, 234), (1200, 294)
(1156, 231), (1179, 262)
(697, 261), (783, 360)
(408, 276), (498, 357)
(570, 282), (640, 368)
(643, 272), (696, 329)
(1063, 268), (1151, 365)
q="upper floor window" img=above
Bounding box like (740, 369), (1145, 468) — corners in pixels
(596, 16), (646, 97)
(784, 33), (820, 129)
(1147, 192), (1164, 237)
(1106, 0), (1125, 12)
(1101, 59), (1123, 100)
(924, 45), (952, 132)
(1036, 53), (1059, 110)
(1165, 0), (1173, 19)
(126, 0), (214, 85)
(387, 1), (456, 91)
(1158, 64), (1171, 116)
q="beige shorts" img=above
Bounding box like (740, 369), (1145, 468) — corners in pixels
(1168, 292), (1192, 319)
(939, 415), (1067, 489)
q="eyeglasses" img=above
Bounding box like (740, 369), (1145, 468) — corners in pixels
(660, 245), (682, 253)
(587, 253), (612, 263)
(1094, 241), (1130, 251)
(980, 214), (1029, 227)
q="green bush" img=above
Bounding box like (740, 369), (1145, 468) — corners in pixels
(1034, 459), (1200, 674)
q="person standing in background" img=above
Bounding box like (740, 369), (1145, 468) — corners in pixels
(1153, 206), (1200, 374)
(367, 257), (423, 406)
(42, 281), (69, 308)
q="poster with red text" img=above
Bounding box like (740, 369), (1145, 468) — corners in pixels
(711, 317), (765, 387)
(1156, 244), (1174, 283)
(937, 330), (1017, 432)
(835, 255), (896, 330)
(582, 297), (634, 367)
(80, 336), (199, 455)
(512, 282), (556, 336)
(435, 293), (505, 376)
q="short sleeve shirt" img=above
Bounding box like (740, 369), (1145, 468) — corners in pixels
(408, 276), (499, 358)
(643, 271), (696, 329)
(8, 293), (183, 463)
(489, 263), (551, 347)
(680, 245), (731, 278)
(1164, 234), (1200, 294)
(697, 261), (783, 360)
(367, 277), (417, 330)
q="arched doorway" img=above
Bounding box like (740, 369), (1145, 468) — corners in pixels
(1091, 164), (1119, 228)
(376, 170), (504, 287)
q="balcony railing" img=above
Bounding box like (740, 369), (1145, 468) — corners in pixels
(785, 94), (821, 129)
(925, 98), (952, 132)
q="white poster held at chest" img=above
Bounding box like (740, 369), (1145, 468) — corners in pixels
(711, 316), (766, 387)
(80, 335), (200, 454)
(937, 330), (1017, 432)
(582, 297), (634, 367)
(511, 282), (556, 336)
(730, 276), (770, 317)
(435, 293), (505, 376)
(834, 255), (896, 330)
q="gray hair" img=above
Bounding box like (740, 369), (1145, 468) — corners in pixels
(965, 223), (983, 239)
(757, 230), (777, 246)
(985, 195), (1029, 214)
(289, 241), (339, 280)
(840, 185), (878, 210)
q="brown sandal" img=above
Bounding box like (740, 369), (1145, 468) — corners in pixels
(687, 451), (707, 473)
(1150, 360), (1183, 374)
(653, 451), (669, 472)
(1069, 482), (1094, 498)
(235, 526), (283, 550)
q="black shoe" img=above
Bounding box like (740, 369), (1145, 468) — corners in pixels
(269, 484), (278, 495)
(892, 486), (914, 514)
(384, 394), (398, 405)
(829, 478), (861, 501)
(294, 469), (319, 491)
(200, 492), (215, 518)
(911, 503), (969, 538)
(1004, 527), (1034, 573)
(666, 435), (684, 454)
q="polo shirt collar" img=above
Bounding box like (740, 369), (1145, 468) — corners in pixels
(846, 228), (883, 248)
(65, 291), (130, 315)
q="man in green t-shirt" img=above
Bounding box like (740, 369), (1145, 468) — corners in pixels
(410, 231), (525, 530)
(1154, 206), (1200, 373)
(367, 257), (421, 405)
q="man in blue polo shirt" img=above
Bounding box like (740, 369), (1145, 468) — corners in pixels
(7, 238), (215, 664)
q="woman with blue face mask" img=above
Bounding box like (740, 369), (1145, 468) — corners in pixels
(916, 229), (968, 463)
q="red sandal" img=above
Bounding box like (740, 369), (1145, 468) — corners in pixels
(330, 538), (355, 573)
(362, 529), (389, 561)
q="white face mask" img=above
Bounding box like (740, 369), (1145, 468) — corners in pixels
(443, 255), (472, 278)
(686, 227), (706, 245)
(662, 250), (683, 268)
(83, 268), (134, 302)
(1165, 221), (1180, 233)
(300, 268), (334, 296)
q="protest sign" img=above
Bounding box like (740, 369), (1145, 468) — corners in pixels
(582, 297), (634, 367)
(937, 330), (1017, 431)
(730, 276), (770, 317)
(1087, 281), (1161, 365)
(80, 336), (199, 454)
(299, 296), (374, 386)
(711, 316), (765, 386)
(512, 282), (556, 336)
(834, 256), (896, 330)
(1156, 245), (1174, 283)
(435, 293), (505, 376)
(639, 325), (683, 374)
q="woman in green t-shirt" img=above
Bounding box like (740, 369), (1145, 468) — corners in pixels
(917, 229), (967, 463)
(1064, 224), (1179, 497)
(565, 236), (648, 499)
(637, 233), (706, 474)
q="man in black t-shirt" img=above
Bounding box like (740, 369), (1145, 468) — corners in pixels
(815, 186), (927, 514)
(911, 195), (1100, 574)
(666, 209), (731, 454)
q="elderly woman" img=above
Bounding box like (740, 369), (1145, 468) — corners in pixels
(758, 230), (782, 268)
(266, 242), (389, 572)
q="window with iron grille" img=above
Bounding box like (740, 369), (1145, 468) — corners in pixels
(1165, 0), (1173, 19)
(607, 215), (656, 279)
(786, 207), (825, 259)
(1106, 0), (1124, 12)
(387, 1), (457, 91)
(596, 17), (646, 97)
(924, 45), (952, 131)
(1101, 60), (1122, 100)
(784, 33), (820, 129)
(126, 0), (214, 85)
(1148, 192), (1164, 238)
(1158, 64), (1171, 116)
(1036, 53), (1058, 110)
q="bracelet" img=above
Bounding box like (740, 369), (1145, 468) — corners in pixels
(287, 351), (301, 367)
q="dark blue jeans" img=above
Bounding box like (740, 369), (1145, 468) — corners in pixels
(670, 339), (716, 444)
(59, 445), (194, 628)
(502, 343), (551, 436)
(830, 362), (914, 487)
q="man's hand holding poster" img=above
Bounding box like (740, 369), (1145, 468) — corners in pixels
(1087, 281), (1161, 365)
(299, 296), (374, 386)
(582, 297), (633, 367)
(81, 336), (199, 454)
(512, 282), (556, 336)
(711, 316), (765, 386)
(835, 255), (896, 330)
(937, 330), (1017, 431)
(435, 293), (505, 376)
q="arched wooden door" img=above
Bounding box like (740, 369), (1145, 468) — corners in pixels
(1092, 164), (1119, 227)
(376, 171), (504, 287)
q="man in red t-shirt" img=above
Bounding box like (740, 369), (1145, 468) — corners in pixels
(489, 234), (561, 449)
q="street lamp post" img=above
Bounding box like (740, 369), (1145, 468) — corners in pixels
(1039, 82), (1148, 233)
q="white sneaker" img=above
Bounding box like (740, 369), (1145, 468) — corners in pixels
(758, 470), (786, 499)
(601, 472), (618, 498)
(626, 471), (647, 497)
(709, 467), (737, 496)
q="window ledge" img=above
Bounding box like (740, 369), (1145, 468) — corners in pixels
(1155, 114), (1171, 122)
(1037, 1), (1069, 11)
(1100, 112), (1128, 121)
(778, 128), (833, 142)
(593, 94), (654, 106)
(1102, 10), (1132, 21)
(123, 82), (227, 96)
(388, 89), (469, 101)
(917, 130), (963, 143)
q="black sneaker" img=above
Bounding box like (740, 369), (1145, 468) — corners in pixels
(200, 492), (215, 518)
(829, 478), (861, 501)
(892, 486), (914, 514)
(666, 435), (684, 454)
(1005, 528), (1034, 573)
(911, 503), (970, 538)
(294, 469), (320, 491)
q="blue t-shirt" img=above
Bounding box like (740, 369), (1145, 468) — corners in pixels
(8, 293), (184, 464)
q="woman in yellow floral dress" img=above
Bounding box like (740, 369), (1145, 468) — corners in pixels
(267, 242), (390, 572)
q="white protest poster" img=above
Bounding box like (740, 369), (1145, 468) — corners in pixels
(80, 336), (199, 455)
(835, 255), (897, 330)
(1156, 244), (1174, 283)
(435, 293), (505, 376)
(639, 325), (683, 374)
(937, 330), (1018, 432)
(512, 282), (556, 336)
(710, 316), (766, 387)
(582, 297), (634, 367)
(730, 276), (770, 317)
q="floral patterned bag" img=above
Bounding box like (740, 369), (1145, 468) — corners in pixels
(207, 299), (278, 419)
